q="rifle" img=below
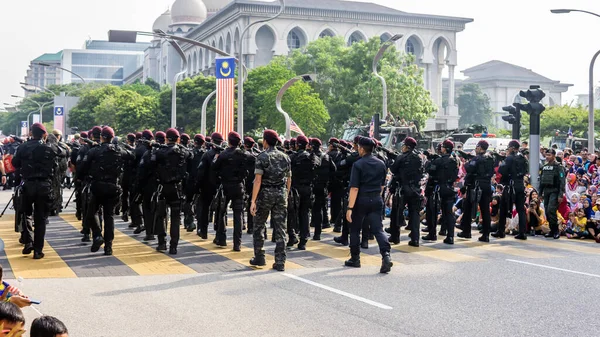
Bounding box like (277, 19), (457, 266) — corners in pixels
(13, 183), (25, 233)
(0, 195), (13, 218)
(470, 182), (482, 220)
(64, 188), (76, 209)
(456, 150), (475, 160)
(205, 142), (226, 152)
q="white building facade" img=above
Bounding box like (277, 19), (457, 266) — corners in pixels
(143, 0), (473, 130)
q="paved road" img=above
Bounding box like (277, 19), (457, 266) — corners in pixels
(0, 189), (599, 336)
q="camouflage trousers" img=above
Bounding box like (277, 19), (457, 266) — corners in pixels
(253, 186), (287, 264)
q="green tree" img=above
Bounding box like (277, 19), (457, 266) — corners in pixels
(121, 82), (159, 97)
(457, 83), (492, 128)
(145, 78), (161, 92)
(289, 36), (435, 135)
(244, 58), (329, 137)
(69, 86), (121, 131)
(520, 104), (595, 138)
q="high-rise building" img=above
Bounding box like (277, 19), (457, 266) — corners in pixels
(24, 52), (63, 91)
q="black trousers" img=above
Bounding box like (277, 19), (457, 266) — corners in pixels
(216, 183), (244, 245)
(199, 188), (216, 235)
(311, 185), (327, 236)
(544, 190), (559, 235)
(460, 184), (492, 236)
(390, 187), (422, 242)
(440, 196), (455, 238)
(498, 186), (526, 234)
(142, 184), (156, 235)
(74, 181), (82, 218)
(330, 185), (344, 225)
(121, 179), (130, 215)
(295, 185), (313, 243)
(88, 182), (120, 248)
(350, 195), (390, 256)
(155, 183), (183, 247)
(22, 180), (52, 253)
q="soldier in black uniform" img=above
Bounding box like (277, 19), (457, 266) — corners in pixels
(539, 148), (565, 239)
(344, 137), (393, 273)
(153, 128), (191, 255)
(333, 137), (360, 245)
(388, 137), (423, 246)
(457, 140), (495, 242)
(327, 138), (344, 229)
(213, 132), (253, 251)
(243, 136), (258, 235)
(427, 140), (459, 245)
(76, 127), (102, 242)
(120, 133), (136, 223)
(14, 123), (67, 259)
(76, 126), (132, 255)
(184, 134), (205, 233)
(493, 140), (528, 240)
(422, 144), (444, 240)
(50, 129), (70, 216)
(289, 135), (320, 249)
(310, 138), (336, 240)
(180, 133), (191, 148)
(132, 130), (154, 235)
(196, 132), (224, 239)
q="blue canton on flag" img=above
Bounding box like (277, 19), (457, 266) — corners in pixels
(290, 119), (304, 136)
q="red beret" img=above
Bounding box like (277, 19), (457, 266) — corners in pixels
(477, 140), (489, 150)
(127, 133), (136, 142)
(31, 122), (47, 134)
(244, 136), (255, 147)
(296, 135), (309, 146)
(329, 138), (339, 145)
(80, 131), (88, 139)
(135, 132), (142, 140)
(284, 140), (290, 146)
(508, 140), (520, 149)
(442, 139), (454, 150)
(228, 131), (241, 142)
(339, 140), (348, 147)
(181, 133), (190, 141)
(142, 130), (153, 140)
(166, 128), (180, 140)
(263, 129), (279, 144)
(91, 126), (102, 135)
(403, 137), (417, 148)
(211, 132), (223, 143)
(155, 131), (166, 139)
(311, 138), (322, 146)
(194, 134), (205, 143)
(353, 136), (360, 144)
(101, 126), (115, 138)
(290, 138), (297, 145)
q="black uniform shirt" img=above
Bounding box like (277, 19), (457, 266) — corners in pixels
(349, 154), (386, 196)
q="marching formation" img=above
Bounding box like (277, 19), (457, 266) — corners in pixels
(9, 122), (581, 274)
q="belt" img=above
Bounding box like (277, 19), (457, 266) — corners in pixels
(263, 184), (284, 188)
(358, 191), (382, 197)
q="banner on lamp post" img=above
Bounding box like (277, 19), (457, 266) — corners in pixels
(32, 114), (40, 124)
(20, 121), (28, 137)
(214, 57), (236, 137)
(53, 106), (64, 135)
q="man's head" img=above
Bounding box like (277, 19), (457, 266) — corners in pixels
(211, 132), (224, 146)
(476, 140), (489, 154)
(244, 136), (255, 149)
(441, 139), (454, 154)
(402, 137), (417, 153)
(545, 148), (557, 162)
(180, 133), (190, 146)
(296, 135), (309, 150)
(126, 133), (135, 145)
(290, 138), (297, 151)
(30, 316), (68, 337)
(165, 128), (180, 144)
(91, 126), (102, 141)
(100, 126), (114, 143)
(328, 138), (339, 151)
(357, 137), (375, 157)
(227, 131), (241, 147)
(262, 129), (279, 148)
(155, 131), (166, 145)
(508, 140), (520, 154)
(31, 123), (47, 140)
(521, 141), (528, 148)
(194, 134), (205, 148)
(142, 130), (154, 141)
(311, 138), (322, 151)
(0, 302), (25, 335)
(51, 129), (62, 142)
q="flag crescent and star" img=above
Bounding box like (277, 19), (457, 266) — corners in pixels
(215, 57), (236, 136)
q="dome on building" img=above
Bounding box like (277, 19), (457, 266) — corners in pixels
(203, 0), (233, 13)
(152, 10), (172, 33)
(171, 0), (207, 25)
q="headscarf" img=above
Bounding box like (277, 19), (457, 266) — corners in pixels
(583, 198), (594, 219)
(558, 195), (571, 220)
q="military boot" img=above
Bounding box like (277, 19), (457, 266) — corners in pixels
(249, 256), (266, 266)
(104, 244), (113, 256)
(297, 239), (307, 250)
(344, 247), (361, 268)
(121, 212), (129, 223)
(380, 252), (393, 274)
(334, 235), (349, 246)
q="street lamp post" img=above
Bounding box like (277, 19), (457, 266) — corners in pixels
(238, 0), (286, 136)
(166, 39), (189, 128)
(19, 82), (58, 97)
(201, 91), (217, 136)
(39, 63), (86, 83)
(373, 34), (402, 122)
(276, 74), (316, 139)
(11, 95), (52, 124)
(551, 8), (600, 153)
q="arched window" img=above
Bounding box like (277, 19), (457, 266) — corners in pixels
(348, 31), (366, 46)
(406, 40), (415, 54)
(287, 30), (301, 49)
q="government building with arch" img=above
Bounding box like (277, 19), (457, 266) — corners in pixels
(135, 0), (473, 131)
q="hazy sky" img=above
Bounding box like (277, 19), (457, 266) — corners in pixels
(1, 0), (599, 109)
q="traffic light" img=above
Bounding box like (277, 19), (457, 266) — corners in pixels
(502, 104), (521, 140)
(514, 85), (546, 136)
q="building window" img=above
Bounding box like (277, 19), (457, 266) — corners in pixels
(348, 31), (365, 46)
(287, 30), (301, 50)
(406, 40), (415, 54)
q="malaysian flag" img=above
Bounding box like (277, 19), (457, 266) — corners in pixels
(53, 106), (64, 135)
(290, 119), (305, 136)
(215, 57), (236, 137)
(369, 116), (375, 138)
(567, 126), (573, 138)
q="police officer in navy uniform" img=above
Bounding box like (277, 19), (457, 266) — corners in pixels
(77, 126), (133, 255)
(13, 123), (67, 259)
(427, 139), (459, 245)
(457, 140), (495, 242)
(388, 137), (423, 246)
(243, 136), (258, 234)
(196, 132), (224, 239)
(344, 137), (393, 274)
(539, 148), (565, 239)
(493, 140), (528, 240)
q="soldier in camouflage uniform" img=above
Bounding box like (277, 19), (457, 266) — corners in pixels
(250, 129), (291, 271)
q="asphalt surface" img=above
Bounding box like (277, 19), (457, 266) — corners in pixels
(0, 189), (599, 337)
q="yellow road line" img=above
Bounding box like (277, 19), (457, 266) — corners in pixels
(457, 241), (560, 259)
(60, 214), (195, 276)
(519, 237), (600, 255)
(0, 216), (76, 279)
(392, 242), (482, 262)
(304, 240), (386, 266)
(180, 231), (302, 269)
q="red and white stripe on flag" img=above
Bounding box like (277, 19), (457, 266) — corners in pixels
(215, 78), (235, 137)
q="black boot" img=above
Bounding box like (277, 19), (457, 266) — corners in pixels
(81, 234), (91, 243)
(408, 240), (419, 247)
(491, 231), (505, 239)
(250, 256), (266, 266)
(122, 213), (129, 223)
(104, 245), (113, 256)
(478, 235), (490, 243)
(287, 237), (299, 247)
(380, 252), (393, 274)
(334, 236), (348, 246)
(91, 236), (104, 253)
(388, 236), (400, 244)
(457, 232), (472, 239)
(156, 242), (167, 252)
(514, 233), (527, 240)
(133, 226), (146, 234)
(22, 243), (33, 255)
(344, 248), (361, 268)
(443, 237), (454, 245)
(297, 239), (307, 251)
(333, 225), (342, 233)
(422, 234), (437, 241)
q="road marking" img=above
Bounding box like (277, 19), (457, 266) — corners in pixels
(180, 232), (303, 269)
(0, 216), (76, 279)
(391, 242), (481, 262)
(458, 241), (559, 258)
(304, 240), (386, 266)
(282, 273), (393, 310)
(507, 259), (600, 278)
(519, 237), (600, 255)
(61, 214), (196, 276)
